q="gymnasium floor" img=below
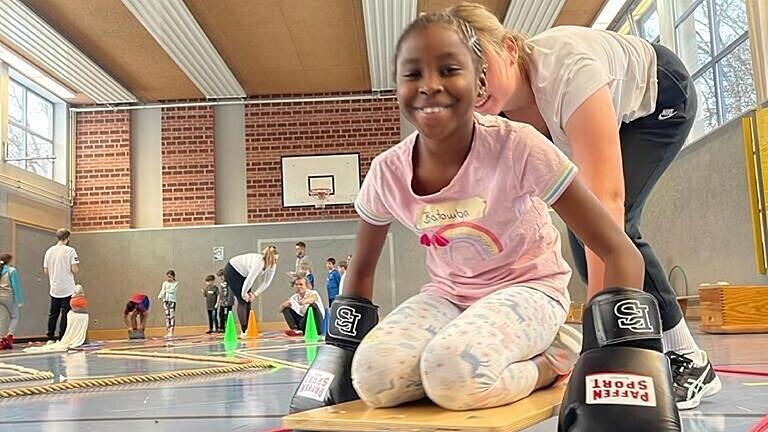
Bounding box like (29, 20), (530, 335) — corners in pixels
(0, 328), (765, 432)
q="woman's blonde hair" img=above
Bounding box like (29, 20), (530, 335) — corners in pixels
(447, 2), (531, 75)
(262, 244), (279, 268)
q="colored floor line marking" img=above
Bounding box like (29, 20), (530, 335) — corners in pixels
(715, 366), (768, 377)
(237, 352), (308, 371)
(238, 343), (323, 353)
(96, 349), (251, 365)
(743, 382), (768, 387)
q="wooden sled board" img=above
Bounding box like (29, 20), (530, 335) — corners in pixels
(282, 384), (565, 432)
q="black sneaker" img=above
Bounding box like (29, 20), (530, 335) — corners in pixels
(665, 350), (722, 410)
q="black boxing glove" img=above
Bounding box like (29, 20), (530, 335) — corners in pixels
(289, 295), (378, 413)
(558, 287), (681, 432)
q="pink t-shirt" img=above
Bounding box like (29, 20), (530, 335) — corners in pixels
(355, 114), (577, 311)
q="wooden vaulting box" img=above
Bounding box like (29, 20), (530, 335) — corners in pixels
(700, 285), (768, 334)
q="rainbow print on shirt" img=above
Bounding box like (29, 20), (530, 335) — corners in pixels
(432, 222), (503, 263)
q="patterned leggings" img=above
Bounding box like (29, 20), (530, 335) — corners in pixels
(163, 301), (176, 331)
(351, 287), (566, 411)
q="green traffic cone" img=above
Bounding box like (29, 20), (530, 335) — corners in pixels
(306, 345), (318, 363)
(304, 307), (319, 343)
(224, 310), (238, 351)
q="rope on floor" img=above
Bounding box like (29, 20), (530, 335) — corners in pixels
(0, 361), (273, 398)
(96, 349), (250, 365)
(0, 363), (55, 383)
(0, 373), (55, 384)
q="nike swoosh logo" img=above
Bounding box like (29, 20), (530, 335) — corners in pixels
(658, 109), (677, 120)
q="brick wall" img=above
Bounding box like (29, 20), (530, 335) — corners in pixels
(161, 106), (216, 227)
(73, 111), (132, 231)
(244, 95), (401, 222)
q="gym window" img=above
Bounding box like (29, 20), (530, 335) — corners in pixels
(674, 0), (754, 140)
(5, 77), (56, 180)
(607, 0), (756, 142)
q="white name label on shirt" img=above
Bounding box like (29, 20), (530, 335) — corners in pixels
(417, 197), (487, 230)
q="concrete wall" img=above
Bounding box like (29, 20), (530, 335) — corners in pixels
(13, 224), (55, 336)
(554, 115), (767, 304)
(642, 116), (768, 293)
(0, 216), (10, 252)
(214, 105), (248, 225)
(0, 217), (55, 337)
(131, 108), (163, 228)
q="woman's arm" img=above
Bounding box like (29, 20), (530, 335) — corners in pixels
(252, 265), (276, 297)
(241, 258), (262, 298)
(343, 220), (390, 299)
(551, 177), (643, 300)
(564, 85), (626, 294)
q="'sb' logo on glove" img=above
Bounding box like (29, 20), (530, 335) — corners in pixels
(614, 300), (653, 333)
(334, 306), (361, 336)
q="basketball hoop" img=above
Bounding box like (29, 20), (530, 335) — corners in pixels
(309, 188), (332, 209)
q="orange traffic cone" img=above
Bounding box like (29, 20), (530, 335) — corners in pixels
(246, 309), (259, 338)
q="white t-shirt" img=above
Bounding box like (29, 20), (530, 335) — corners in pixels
(289, 289), (325, 318)
(43, 244), (79, 298)
(229, 253), (276, 297)
(527, 26), (658, 156)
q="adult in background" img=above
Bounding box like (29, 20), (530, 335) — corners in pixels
(223, 245), (279, 336)
(449, 2), (717, 410)
(294, 242), (310, 274)
(43, 228), (79, 343)
(279, 276), (324, 337)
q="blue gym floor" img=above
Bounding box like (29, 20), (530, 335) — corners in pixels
(0, 328), (765, 431)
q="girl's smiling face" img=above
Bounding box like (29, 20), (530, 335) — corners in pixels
(395, 23), (480, 143)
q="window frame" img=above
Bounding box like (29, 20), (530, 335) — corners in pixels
(607, 0), (756, 142)
(5, 77), (56, 179)
(673, 0), (753, 131)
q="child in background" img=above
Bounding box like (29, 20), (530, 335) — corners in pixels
(123, 293), (150, 332)
(298, 262), (315, 288)
(216, 269), (234, 333)
(203, 275), (219, 334)
(325, 257), (341, 305)
(158, 269), (179, 338)
(70, 284), (88, 313)
(0, 253), (23, 350)
(338, 260), (348, 294)
(24, 284), (88, 352)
